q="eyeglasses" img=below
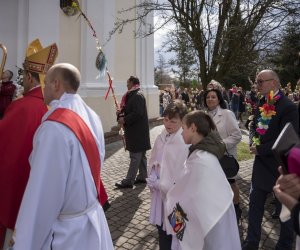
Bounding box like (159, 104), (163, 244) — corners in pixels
(255, 79), (274, 85)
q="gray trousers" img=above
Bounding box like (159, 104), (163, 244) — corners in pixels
(123, 151), (147, 185)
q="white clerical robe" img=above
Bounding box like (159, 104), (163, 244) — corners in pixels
(13, 93), (113, 250)
(148, 128), (189, 227)
(295, 213), (300, 250)
(165, 150), (241, 250)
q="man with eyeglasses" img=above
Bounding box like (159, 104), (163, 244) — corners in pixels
(242, 70), (299, 250)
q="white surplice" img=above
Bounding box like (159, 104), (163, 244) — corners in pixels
(295, 213), (300, 250)
(13, 93), (113, 250)
(148, 128), (189, 227)
(165, 150), (241, 250)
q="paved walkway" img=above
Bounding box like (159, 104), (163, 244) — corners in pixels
(102, 125), (295, 250)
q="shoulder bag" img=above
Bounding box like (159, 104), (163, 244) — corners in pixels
(219, 149), (239, 179)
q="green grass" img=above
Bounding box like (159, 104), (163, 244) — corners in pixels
(237, 141), (254, 162)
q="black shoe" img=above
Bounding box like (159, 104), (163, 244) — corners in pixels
(115, 182), (133, 189)
(134, 179), (147, 184)
(242, 241), (259, 250)
(102, 200), (111, 212)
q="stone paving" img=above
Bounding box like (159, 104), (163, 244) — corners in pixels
(102, 125), (295, 250)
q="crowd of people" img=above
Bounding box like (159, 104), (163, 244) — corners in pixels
(154, 74), (300, 249)
(159, 78), (300, 129)
(1, 39), (300, 250)
(159, 84), (248, 126)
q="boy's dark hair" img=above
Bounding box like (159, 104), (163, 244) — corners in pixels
(183, 110), (216, 136)
(203, 89), (227, 109)
(163, 100), (188, 120)
(128, 76), (140, 85)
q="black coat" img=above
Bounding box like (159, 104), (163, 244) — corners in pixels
(238, 93), (246, 112)
(123, 89), (151, 153)
(298, 102), (300, 137)
(250, 92), (299, 191)
(181, 92), (190, 103)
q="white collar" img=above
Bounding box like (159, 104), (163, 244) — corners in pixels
(49, 92), (78, 108)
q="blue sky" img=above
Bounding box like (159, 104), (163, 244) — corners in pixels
(153, 16), (175, 69)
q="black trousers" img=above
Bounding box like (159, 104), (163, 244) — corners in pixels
(156, 225), (172, 250)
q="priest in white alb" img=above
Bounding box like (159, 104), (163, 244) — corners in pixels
(12, 63), (114, 250)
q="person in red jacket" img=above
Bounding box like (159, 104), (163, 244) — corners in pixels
(0, 70), (16, 118)
(0, 39), (58, 249)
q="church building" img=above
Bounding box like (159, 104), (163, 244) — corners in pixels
(0, 0), (159, 132)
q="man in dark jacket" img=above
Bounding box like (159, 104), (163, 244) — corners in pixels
(115, 76), (151, 188)
(242, 70), (299, 250)
(181, 88), (190, 104)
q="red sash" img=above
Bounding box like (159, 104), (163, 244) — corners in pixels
(46, 108), (108, 207)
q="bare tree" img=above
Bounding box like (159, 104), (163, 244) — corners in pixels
(109, 0), (300, 89)
(166, 27), (199, 85)
(154, 53), (172, 86)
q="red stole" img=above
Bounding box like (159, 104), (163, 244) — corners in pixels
(46, 108), (108, 207)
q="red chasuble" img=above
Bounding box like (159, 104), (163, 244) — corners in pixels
(0, 87), (47, 229)
(46, 108), (108, 207)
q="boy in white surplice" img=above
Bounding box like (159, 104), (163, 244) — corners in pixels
(165, 111), (241, 250)
(147, 100), (189, 250)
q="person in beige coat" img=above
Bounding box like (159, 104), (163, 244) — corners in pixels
(204, 88), (242, 222)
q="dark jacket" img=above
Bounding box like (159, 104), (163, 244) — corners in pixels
(298, 102), (300, 137)
(238, 92), (246, 112)
(181, 92), (190, 104)
(250, 91), (299, 191)
(250, 90), (258, 104)
(123, 89), (151, 152)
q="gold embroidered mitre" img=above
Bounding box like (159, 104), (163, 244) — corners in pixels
(24, 39), (58, 75)
(23, 39), (58, 91)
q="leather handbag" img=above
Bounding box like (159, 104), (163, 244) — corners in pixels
(219, 149), (239, 179)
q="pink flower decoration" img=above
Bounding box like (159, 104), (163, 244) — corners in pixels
(256, 128), (267, 135)
(274, 95), (280, 101)
(255, 91), (281, 145)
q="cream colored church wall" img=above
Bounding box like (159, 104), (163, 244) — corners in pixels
(82, 96), (118, 132)
(78, 0), (159, 133)
(114, 0), (136, 81)
(144, 90), (159, 119)
(0, 1), (19, 79)
(56, 0), (117, 133)
(4, 0), (159, 133)
(58, 10), (81, 70)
